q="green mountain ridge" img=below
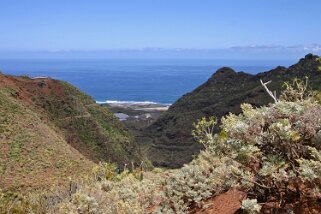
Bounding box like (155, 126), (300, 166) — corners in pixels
(145, 53), (321, 168)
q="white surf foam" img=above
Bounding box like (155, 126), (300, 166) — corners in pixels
(96, 100), (171, 106)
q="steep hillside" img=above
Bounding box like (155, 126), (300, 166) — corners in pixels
(0, 73), (141, 190)
(146, 54), (321, 168)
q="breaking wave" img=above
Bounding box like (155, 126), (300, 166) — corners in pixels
(96, 100), (171, 105)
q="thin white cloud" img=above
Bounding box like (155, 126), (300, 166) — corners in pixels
(230, 44), (321, 52)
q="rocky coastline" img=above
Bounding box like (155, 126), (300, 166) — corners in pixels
(101, 101), (170, 126)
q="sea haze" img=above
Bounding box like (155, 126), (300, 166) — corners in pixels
(0, 59), (295, 104)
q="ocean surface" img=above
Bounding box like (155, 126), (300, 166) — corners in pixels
(0, 59), (295, 104)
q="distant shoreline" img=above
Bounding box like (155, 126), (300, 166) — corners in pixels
(98, 100), (170, 123)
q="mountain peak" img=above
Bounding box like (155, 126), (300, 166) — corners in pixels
(214, 67), (236, 76)
(211, 67), (238, 80)
(299, 53), (319, 63)
(304, 53), (318, 60)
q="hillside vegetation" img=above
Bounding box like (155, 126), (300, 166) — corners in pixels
(146, 54), (321, 168)
(3, 77), (321, 213)
(0, 73), (143, 191)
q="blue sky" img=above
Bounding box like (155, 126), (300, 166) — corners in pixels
(0, 0), (320, 58)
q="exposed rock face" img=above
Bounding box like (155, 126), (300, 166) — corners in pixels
(146, 54), (321, 168)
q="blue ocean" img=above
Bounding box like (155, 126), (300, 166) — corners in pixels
(0, 59), (294, 104)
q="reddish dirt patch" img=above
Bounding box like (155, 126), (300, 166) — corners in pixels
(194, 189), (246, 214)
(0, 75), (66, 103)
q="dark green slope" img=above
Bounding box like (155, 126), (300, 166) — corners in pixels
(146, 54), (321, 168)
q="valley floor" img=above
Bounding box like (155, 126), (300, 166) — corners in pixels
(104, 102), (169, 128)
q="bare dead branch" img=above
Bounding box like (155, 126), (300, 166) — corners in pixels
(260, 79), (278, 103)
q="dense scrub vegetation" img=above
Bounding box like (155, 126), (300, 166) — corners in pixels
(0, 76), (95, 191)
(2, 77), (321, 213)
(0, 74), (148, 192)
(35, 79), (141, 164)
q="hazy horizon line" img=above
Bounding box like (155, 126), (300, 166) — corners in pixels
(1, 43), (321, 52)
(0, 44), (320, 61)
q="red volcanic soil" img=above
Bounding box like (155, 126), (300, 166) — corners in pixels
(0, 74), (65, 104)
(192, 189), (246, 214)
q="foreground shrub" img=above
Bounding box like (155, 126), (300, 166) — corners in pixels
(241, 199), (261, 214)
(156, 78), (321, 213)
(58, 173), (163, 214)
(184, 79), (321, 212)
